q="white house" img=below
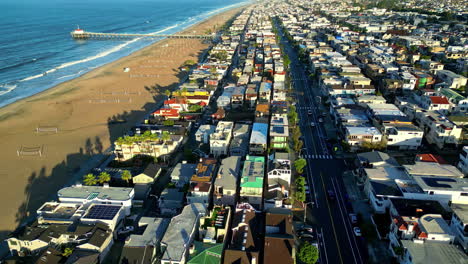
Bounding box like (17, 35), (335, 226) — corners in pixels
(436, 70), (467, 89)
(195, 125), (216, 144)
(450, 203), (468, 252)
(344, 126), (383, 150)
(210, 121), (234, 157)
(384, 123), (424, 150)
(458, 146), (468, 176)
(57, 185), (134, 215)
(414, 110), (463, 149)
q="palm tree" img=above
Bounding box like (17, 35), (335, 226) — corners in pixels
(121, 170), (132, 186)
(83, 173), (97, 186)
(164, 89), (171, 98)
(98, 172), (111, 184)
(160, 131), (171, 142)
(62, 248), (73, 257)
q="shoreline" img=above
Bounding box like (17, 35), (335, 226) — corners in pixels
(0, 5), (245, 240)
(0, 1), (248, 109)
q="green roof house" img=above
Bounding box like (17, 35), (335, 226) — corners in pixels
(240, 156), (265, 210)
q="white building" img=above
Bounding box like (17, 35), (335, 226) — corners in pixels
(383, 123), (424, 150)
(457, 146), (468, 176)
(414, 110), (463, 149)
(344, 126), (383, 150)
(195, 125), (215, 144)
(450, 203), (468, 252)
(436, 70), (468, 89)
(210, 121), (234, 157)
(57, 185), (134, 215)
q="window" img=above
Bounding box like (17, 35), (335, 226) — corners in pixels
(429, 191), (434, 195)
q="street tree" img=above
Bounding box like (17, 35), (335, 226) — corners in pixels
(62, 248), (73, 257)
(298, 243), (319, 264)
(294, 158), (307, 174)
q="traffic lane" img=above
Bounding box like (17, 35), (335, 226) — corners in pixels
(317, 161), (361, 263)
(319, 159), (363, 264)
(302, 153), (345, 263)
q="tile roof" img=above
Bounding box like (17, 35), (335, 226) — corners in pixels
(429, 96), (450, 104)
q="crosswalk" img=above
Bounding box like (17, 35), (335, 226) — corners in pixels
(304, 154), (333, 159)
(297, 106), (318, 110)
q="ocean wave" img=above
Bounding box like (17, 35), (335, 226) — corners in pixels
(15, 2), (247, 88)
(0, 84), (17, 96)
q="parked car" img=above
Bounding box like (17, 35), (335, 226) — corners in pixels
(118, 226), (134, 235)
(310, 122), (316, 127)
(318, 118), (323, 123)
(349, 213), (358, 225)
(308, 110), (312, 115)
(353, 227), (361, 236)
(327, 190), (336, 200)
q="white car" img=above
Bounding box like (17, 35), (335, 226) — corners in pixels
(118, 226), (134, 235)
(349, 213), (358, 224)
(318, 118), (323, 123)
(353, 227), (361, 236)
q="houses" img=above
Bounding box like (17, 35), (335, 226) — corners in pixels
(160, 203), (206, 264)
(414, 110), (463, 149)
(240, 156), (265, 209)
(436, 70), (467, 90)
(264, 208), (295, 264)
(457, 146), (468, 176)
(210, 121), (234, 157)
(230, 124), (251, 156)
(133, 164), (162, 200)
(344, 126), (383, 150)
(269, 114), (289, 150)
(119, 217), (169, 264)
(213, 156), (241, 206)
(171, 161), (197, 188)
(159, 188), (185, 216)
(249, 123), (268, 155)
(450, 203), (468, 252)
(384, 123), (424, 150)
(114, 133), (184, 161)
(57, 185), (134, 215)
(223, 204), (261, 264)
(195, 125), (215, 144)
(420, 96), (451, 113)
(6, 222), (113, 261)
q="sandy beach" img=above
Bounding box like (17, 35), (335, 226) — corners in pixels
(0, 7), (243, 239)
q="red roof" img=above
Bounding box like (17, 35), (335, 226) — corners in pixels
(153, 108), (179, 117)
(416, 154), (449, 164)
(429, 96), (449, 104)
(164, 98), (187, 105)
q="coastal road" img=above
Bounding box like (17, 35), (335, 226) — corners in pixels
(276, 22), (366, 264)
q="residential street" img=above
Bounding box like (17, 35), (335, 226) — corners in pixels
(277, 24), (367, 264)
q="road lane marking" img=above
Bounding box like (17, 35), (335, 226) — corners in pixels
(320, 172), (344, 264)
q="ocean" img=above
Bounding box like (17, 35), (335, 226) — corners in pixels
(0, 0), (246, 108)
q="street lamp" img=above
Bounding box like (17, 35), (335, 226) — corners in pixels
(303, 201), (314, 223)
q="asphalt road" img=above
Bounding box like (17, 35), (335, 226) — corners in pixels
(276, 24), (367, 264)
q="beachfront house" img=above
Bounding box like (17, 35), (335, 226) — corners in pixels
(114, 132), (183, 161)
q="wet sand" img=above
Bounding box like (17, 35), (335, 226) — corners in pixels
(0, 7), (243, 239)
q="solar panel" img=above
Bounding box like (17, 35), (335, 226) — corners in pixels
(83, 205), (121, 220)
(87, 192), (99, 200)
(272, 126), (285, 134)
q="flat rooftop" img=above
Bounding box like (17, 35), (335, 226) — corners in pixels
(413, 176), (468, 192)
(401, 240), (467, 264)
(404, 162), (464, 178)
(365, 166), (410, 181)
(390, 198), (450, 219)
(451, 203), (468, 224)
(370, 180), (403, 197)
(57, 185), (134, 201)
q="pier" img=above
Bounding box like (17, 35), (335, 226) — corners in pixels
(70, 28), (214, 40)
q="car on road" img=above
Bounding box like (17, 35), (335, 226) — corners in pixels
(308, 110), (312, 115)
(353, 227), (362, 236)
(318, 118), (323, 123)
(299, 233), (316, 241)
(349, 213), (358, 224)
(297, 227), (314, 234)
(310, 122), (316, 127)
(327, 190), (336, 200)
